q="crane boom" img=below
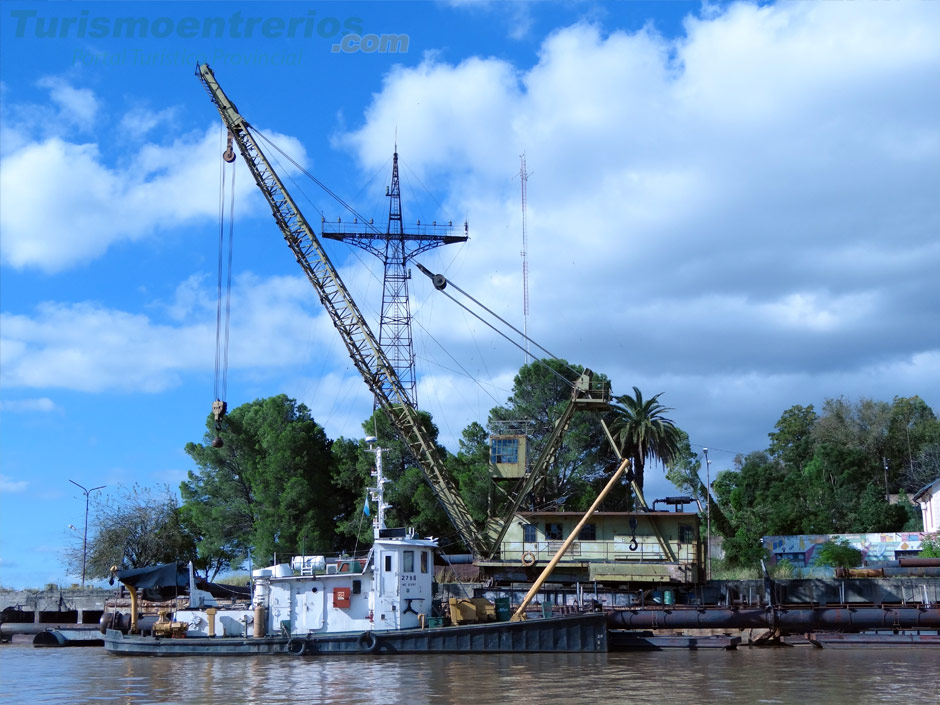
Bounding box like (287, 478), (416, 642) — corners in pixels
(196, 64), (488, 557)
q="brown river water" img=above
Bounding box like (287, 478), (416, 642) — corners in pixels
(1, 643), (937, 705)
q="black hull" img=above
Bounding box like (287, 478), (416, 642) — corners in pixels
(104, 614), (607, 656)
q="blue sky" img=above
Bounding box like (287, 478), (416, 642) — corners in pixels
(2, 0), (939, 589)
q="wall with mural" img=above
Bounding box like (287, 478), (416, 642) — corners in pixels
(763, 532), (925, 569)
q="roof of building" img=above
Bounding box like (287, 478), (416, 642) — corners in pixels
(912, 476), (940, 502)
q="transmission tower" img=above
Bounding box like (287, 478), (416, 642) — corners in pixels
(322, 148), (468, 407)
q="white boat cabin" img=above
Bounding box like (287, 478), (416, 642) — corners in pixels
(174, 444), (437, 638)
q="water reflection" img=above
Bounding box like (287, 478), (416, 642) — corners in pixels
(0, 645), (936, 705)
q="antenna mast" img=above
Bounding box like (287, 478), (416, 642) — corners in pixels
(520, 153), (531, 365)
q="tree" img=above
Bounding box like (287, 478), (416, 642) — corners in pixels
(768, 404), (818, 471)
(449, 421), (496, 523)
(665, 430), (733, 536)
(487, 359), (616, 510)
(67, 484), (197, 580)
(607, 386), (681, 501)
(337, 407), (459, 549)
(181, 395), (337, 571)
(813, 540), (863, 568)
(906, 442), (940, 493)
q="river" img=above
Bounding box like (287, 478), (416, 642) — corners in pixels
(1, 643), (937, 705)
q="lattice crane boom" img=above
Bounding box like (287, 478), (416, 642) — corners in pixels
(196, 64), (488, 557)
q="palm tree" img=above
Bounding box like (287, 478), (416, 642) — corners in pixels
(608, 386), (682, 502)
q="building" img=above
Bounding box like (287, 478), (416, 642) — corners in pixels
(912, 477), (940, 534)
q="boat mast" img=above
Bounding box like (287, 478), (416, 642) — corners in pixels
(366, 438), (389, 539)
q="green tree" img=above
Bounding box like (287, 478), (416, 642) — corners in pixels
(854, 484), (908, 532)
(607, 386), (681, 502)
(768, 404), (818, 471)
(906, 443), (940, 494)
(487, 359), (616, 510)
(181, 395), (337, 570)
(351, 408), (458, 549)
(68, 484), (197, 580)
(919, 533), (940, 558)
(665, 430), (732, 536)
(813, 540), (863, 568)
(449, 421), (496, 523)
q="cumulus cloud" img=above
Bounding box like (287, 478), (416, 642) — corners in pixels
(0, 75), (309, 272)
(36, 76), (99, 130)
(0, 272), (331, 393)
(339, 1), (940, 452)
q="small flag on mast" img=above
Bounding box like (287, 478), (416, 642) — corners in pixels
(363, 496), (371, 517)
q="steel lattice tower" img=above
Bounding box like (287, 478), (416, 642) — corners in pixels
(322, 150), (468, 407)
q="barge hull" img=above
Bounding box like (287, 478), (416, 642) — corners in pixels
(104, 613), (608, 656)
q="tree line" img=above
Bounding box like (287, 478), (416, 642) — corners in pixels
(705, 396), (938, 566)
(68, 360), (938, 579)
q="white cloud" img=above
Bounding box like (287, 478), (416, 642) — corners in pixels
(0, 272), (330, 393)
(119, 105), (179, 139)
(36, 76), (99, 130)
(0, 79), (308, 272)
(0, 475), (28, 493)
(0, 398), (60, 413)
(337, 1), (940, 453)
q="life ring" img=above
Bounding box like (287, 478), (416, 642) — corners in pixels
(357, 630), (379, 654)
(287, 637), (307, 656)
(521, 551), (537, 567)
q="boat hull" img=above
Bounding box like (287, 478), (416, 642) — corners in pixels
(104, 613), (608, 656)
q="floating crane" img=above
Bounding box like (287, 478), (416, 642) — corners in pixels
(196, 64), (664, 564)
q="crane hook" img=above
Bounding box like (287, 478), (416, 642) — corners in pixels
(211, 399), (227, 447)
(222, 132), (236, 163)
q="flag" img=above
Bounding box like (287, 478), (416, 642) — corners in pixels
(363, 496), (371, 517)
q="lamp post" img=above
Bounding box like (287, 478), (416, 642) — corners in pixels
(69, 480), (105, 588)
(702, 448), (712, 581)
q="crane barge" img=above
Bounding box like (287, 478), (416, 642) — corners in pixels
(195, 63), (704, 587)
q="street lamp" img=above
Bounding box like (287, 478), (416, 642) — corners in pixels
(702, 448), (712, 581)
(69, 480), (105, 588)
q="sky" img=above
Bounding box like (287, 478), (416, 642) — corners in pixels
(1, 0), (938, 589)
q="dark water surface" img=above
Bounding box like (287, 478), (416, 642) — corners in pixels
(1, 643), (937, 705)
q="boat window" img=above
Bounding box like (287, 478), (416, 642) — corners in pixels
(384, 554), (392, 572)
(420, 550), (429, 573)
(403, 550), (415, 573)
(678, 524), (693, 544)
(545, 523), (563, 540)
(352, 580), (361, 595)
(578, 523), (596, 541)
(523, 524), (537, 543)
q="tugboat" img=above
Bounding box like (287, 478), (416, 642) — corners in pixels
(103, 443), (607, 656)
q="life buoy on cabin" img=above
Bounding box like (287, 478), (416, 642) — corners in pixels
(358, 630), (379, 654)
(521, 551), (537, 567)
(287, 637), (307, 656)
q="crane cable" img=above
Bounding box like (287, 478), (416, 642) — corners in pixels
(211, 132), (237, 446)
(414, 263), (577, 390)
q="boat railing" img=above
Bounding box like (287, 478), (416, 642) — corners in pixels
(498, 540), (698, 564)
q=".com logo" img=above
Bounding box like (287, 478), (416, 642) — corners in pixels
(332, 33), (409, 54)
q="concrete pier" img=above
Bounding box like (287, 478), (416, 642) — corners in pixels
(0, 587), (113, 640)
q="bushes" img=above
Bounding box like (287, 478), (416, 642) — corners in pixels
(919, 533), (940, 558)
(813, 539), (863, 568)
